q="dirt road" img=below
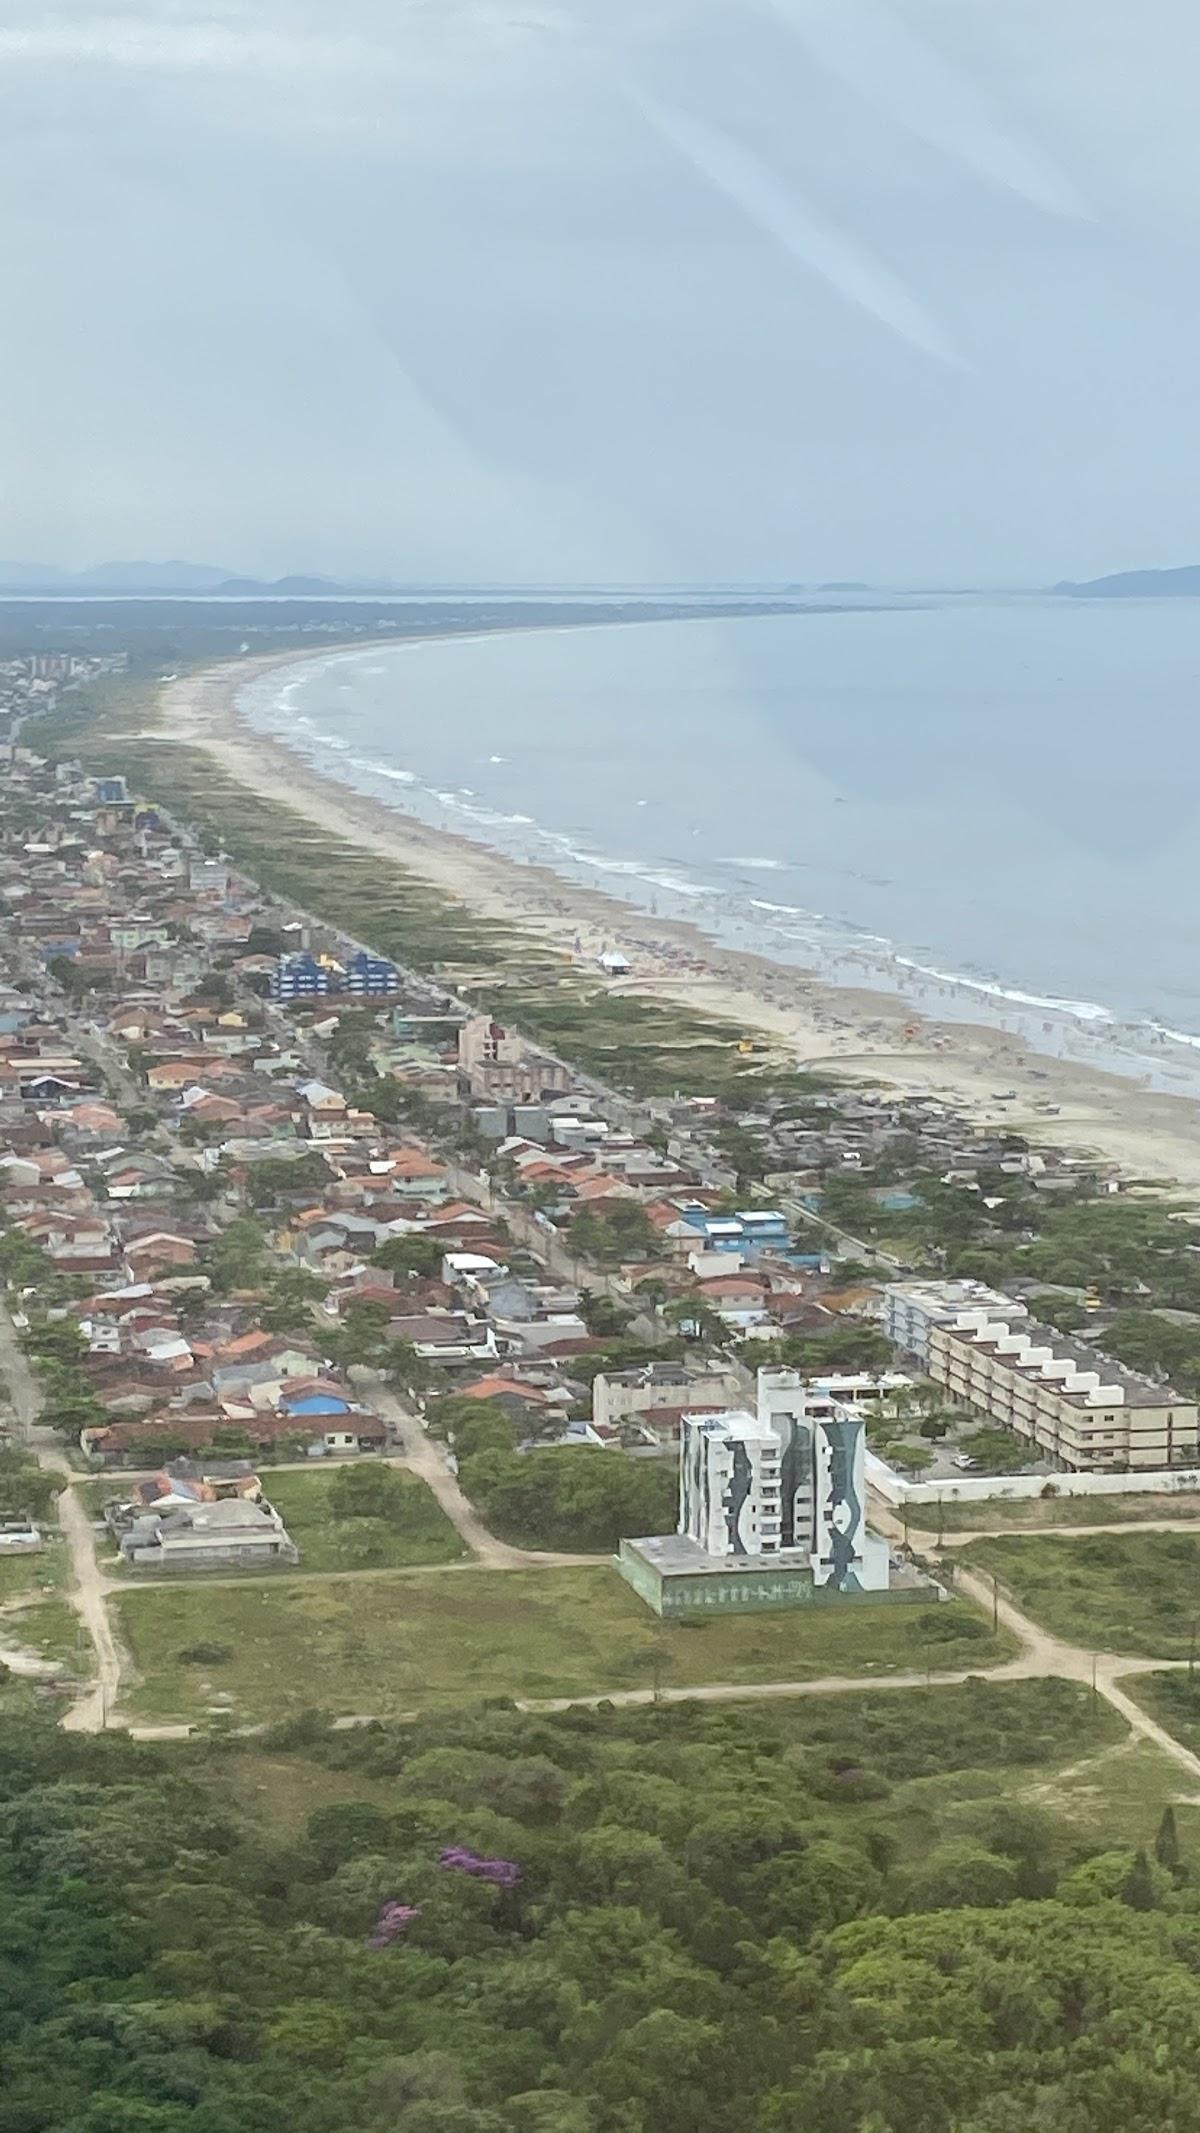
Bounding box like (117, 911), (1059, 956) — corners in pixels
(0, 1306), (122, 1730)
(870, 1496), (1200, 1785)
(365, 1377), (593, 1568)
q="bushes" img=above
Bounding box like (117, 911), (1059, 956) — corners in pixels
(460, 1446), (677, 1552)
(0, 1454), (57, 1522)
(0, 1676), (1189, 2133)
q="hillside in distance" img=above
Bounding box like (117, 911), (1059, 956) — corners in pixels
(1056, 563), (1200, 597)
(0, 560), (346, 595)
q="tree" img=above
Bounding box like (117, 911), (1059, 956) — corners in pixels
(580, 1293), (632, 1340)
(328, 1464), (410, 1521)
(24, 1319), (87, 1368)
(569, 1202), (658, 1268)
(1122, 1847), (1159, 1912)
(204, 1216), (267, 1294)
(326, 1302), (392, 1370)
(245, 1152), (332, 1211)
(259, 1268), (327, 1334)
(459, 1445), (676, 1551)
(1156, 1805), (1183, 1880)
(903, 1841), (1019, 1912)
(373, 1234), (442, 1280)
(663, 1296), (727, 1347)
(382, 1339), (432, 1395)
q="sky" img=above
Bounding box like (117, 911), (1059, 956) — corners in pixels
(1, 0), (1198, 584)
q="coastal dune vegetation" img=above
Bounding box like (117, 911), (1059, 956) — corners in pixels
(32, 671), (797, 1102)
(5, 1674), (1200, 2133)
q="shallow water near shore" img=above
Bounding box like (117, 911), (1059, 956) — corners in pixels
(239, 595), (1200, 1099)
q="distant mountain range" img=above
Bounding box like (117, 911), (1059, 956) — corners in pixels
(1055, 564), (1200, 598)
(0, 560), (371, 596)
(16, 557), (1199, 602)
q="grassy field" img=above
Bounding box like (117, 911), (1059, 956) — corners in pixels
(113, 1566), (1015, 1726)
(78, 1469), (465, 1576)
(1126, 1670), (1200, 1760)
(261, 1469), (465, 1572)
(965, 1530), (1200, 1657)
(74, 1479), (122, 1519)
(0, 1551), (61, 1605)
(0, 1541), (88, 1676)
(909, 1491), (1200, 1534)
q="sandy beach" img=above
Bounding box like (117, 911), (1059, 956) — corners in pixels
(153, 646), (1200, 1194)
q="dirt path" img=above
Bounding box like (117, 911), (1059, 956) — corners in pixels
(6, 1308), (1200, 1765)
(363, 1378), (591, 1569)
(873, 1496), (1200, 1786)
(0, 1306), (123, 1729)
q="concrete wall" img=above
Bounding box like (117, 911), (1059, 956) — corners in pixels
(866, 1448), (1200, 1508)
(126, 1542), (298, 1572)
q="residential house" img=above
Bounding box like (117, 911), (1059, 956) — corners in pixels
(119, 1496), (299, 1572)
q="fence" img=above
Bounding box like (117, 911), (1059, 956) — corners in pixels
(866, 1448), (1200, 1509)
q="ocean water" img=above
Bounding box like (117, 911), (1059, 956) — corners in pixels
(239, 596), (1200, 1092)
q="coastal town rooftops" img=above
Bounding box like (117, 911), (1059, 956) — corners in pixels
(939, 1313), (1188, 1410)
(887, 1277), (1030, 1322)
(688, 1407), (778, 1447)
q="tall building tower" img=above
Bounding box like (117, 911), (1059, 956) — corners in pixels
(678, 1368), (886, 1591)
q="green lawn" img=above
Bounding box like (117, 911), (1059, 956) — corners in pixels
(114, 1565), (1015, 1725)
(965, 1530), (1200, 1657)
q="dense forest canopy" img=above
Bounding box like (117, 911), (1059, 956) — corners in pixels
(1, 1678), (1198, 2133)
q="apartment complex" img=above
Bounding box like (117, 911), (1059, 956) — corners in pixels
(457, 1016), (571, 1103)
(271, 950), (401, 1001)
(928, 1310), (1198, 1470)
(884, 1278), (1028, 1365)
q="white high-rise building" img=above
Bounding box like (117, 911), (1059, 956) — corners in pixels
(679, 1368), (889, 1591)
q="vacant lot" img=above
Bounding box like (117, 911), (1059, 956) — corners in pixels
(114, 1566), (1014, 1725)
(966, 1531), (1200, 1657)
(197, 1677), (1196, 1866)
(1126, 1670), (1200, 1759)
(0, 1541), (86, 1675)
(262, 1469), (464, 1572)
(910, 1492), (1200, 1534)
(79, 1468), (465, 1577)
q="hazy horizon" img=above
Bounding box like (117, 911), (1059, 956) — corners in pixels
(4, 1), (1200, 586)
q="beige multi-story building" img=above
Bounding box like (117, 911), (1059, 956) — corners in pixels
(929, 1310), (1198, 1471)
(457, 1015), (572, 1104)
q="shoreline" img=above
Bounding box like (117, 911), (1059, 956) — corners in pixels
(151, 644), (1200, 1193)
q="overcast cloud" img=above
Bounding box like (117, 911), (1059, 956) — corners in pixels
(0, 0), (1197, 583)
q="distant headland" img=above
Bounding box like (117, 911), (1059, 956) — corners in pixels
(1055, 563), (1200, 598)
